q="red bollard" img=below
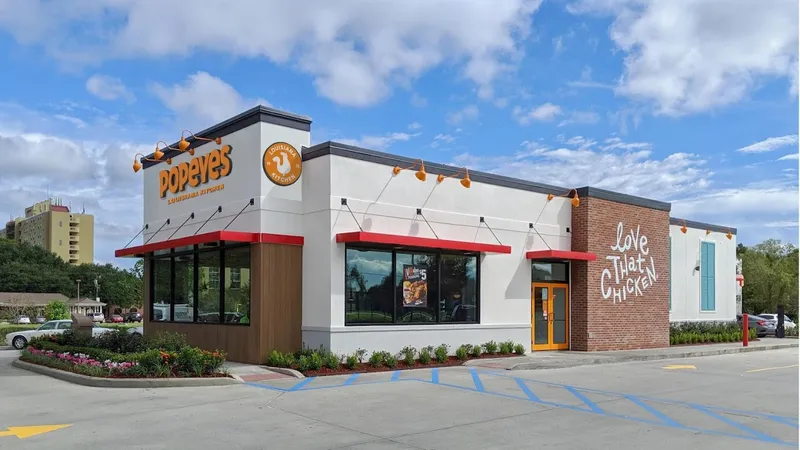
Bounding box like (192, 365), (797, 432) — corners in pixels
(743, 313), (749, 347)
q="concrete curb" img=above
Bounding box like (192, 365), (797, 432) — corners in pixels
(12, 359), (242, 388)
(264, 366), (305, 378)
(506, 342), (800, 371)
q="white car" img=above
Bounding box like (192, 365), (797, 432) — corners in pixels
(4, 320), (111, 350)
(758, 314), (797, 330)
(86, 312), (105, 323)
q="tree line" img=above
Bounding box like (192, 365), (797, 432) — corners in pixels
(0, 237), (142, 309)
(738, 239), (799, 317)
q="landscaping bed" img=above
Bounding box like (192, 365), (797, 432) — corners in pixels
(268, 341), (526, 377)
(21, 329), (229, 379)
(669, 321), (756, 345)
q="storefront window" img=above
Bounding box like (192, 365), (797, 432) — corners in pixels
(173, 253), (194, 322)
(396, 252), (437, 323)
(532, 262), (569, 282)
(152, 257), (171, 321)
(197, 250), (221, 323)
(440, 254), (478, 323)
(345, 248), (394, 324)
(345, 246), (480, 325)
(223, 246), (250, 324)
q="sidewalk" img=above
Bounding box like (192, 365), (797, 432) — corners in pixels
(465, 338), (799, 371)
(222, 361), (295, 382)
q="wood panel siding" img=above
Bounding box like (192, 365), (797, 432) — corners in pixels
(142, 242), (303, 364)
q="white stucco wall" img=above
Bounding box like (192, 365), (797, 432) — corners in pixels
(669, 224), (737, 322)
(141, 121), (309, 244)
(300, 153), (575, 355)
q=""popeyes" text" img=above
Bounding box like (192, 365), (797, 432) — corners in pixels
(159, 145), (233, 199)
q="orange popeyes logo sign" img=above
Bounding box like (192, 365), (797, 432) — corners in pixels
(159, 145), (233, 202)
(263, 142), (302, 186)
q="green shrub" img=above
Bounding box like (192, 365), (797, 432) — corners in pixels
(44, 300), (70, 320)
(470, 343), (482, 358)
(296, 355), (312, 372)
(92, 329), (146, 353)
(455, 345), (469, 361)
(434, 344), (449, 363)
(1, 325), (38, 340)
(368, 351), (384, 368)
(355, 348), (367, 364)
(176, 346), (205, 377)
(324, 352), (341, 370)
(418, 347), (432, 365)
(513, 343), (526, 355)
(498, 340), (514, 354)
(482, 340), (499, 354)
(400, 346), (416, 366)
(345, 354), (358, 369)
(267, 350), (289, 368)
(146, 331), (188, 351)
(384, 353), (398, 368)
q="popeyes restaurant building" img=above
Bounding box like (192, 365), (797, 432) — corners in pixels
(116, 106), (739, 364)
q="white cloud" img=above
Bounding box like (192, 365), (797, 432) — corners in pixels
(0, 0), (542, 108)
(736, 134), (798, 153)
(552, 36), (565, 54)
(410, 93), (428, 108)
(53, 114), (87, 128)
(568, 0), (799, 115)
(431, 133), (456, 148)
(566, 66), (614, 89)
(338, 132), (421, 151)
(778, 153), (799, 161)
(446, 105), (480, 125)
(151, 72), (269, 128)
(512, 103), (562, 124)
(85, 74), (134, 102)
(408, 122), (422, 130)
(558, 111), (600, 127)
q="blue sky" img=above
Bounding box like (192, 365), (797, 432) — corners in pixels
(0, 0), (797, 267)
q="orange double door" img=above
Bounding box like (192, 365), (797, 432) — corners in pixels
(531, 283), (569, 351)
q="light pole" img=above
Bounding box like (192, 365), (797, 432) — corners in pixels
(76, 279), (81, 301)
(94, 277), (100, 301)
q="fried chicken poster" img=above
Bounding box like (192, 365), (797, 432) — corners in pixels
(402, 265), (428, 308)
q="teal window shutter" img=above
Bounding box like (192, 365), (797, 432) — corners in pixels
(700, 242), (716, 311)
(668, 236), (672, 310)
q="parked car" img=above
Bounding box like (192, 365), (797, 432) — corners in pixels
(12, 315), (31, 324)
(736, 314), (770, 338)
(758, 314), (797, 331)
(106, 314), (124, 323)
(123, 311), (142, 323)
(85, 312), (105, 323)
(4, 320), (112, 350)
(34, 316), (46, 324)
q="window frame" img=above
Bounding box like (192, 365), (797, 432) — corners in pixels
(146, 241), (251, 326)
(344, 243), (481, 326)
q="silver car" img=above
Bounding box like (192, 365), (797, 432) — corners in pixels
(758, 314), (796, 332)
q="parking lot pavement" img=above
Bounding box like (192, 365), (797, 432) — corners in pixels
(0, 348), (797, 450)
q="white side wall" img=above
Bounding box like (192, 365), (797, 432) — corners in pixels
(669, 225), (737, 322)
(301, 154), (575, 355)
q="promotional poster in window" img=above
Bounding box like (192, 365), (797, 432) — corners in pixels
(402, 265), (428, 308)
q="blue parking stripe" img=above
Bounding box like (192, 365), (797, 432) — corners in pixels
(692, 405), (784, 444)
(289, 378), (314, 391)
(564, 386), (604, 414)
(431, 368), (439, 384)
(469, 368), (485, 392)
(342, 374), (359, 386)
(514, 378), (540, 402)
(623, 395), (682, 428)
(390, 370), (401, 381)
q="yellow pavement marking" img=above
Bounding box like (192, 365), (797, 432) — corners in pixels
(746, 364), (799, 373)
(0, 424), (72, 439)
(663, 364), (697, 370)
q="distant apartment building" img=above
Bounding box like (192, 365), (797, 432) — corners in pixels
(4, 199), (94, 265)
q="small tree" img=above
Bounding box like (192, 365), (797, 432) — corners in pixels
(44, 299), (70, 320)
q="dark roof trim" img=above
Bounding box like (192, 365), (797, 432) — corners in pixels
(142, 105), (312, 170)
(304, 141), (672, 211)
(576, 187), (671, 212)
(303, 141), (569, 196)
(670, 217), (737, 235)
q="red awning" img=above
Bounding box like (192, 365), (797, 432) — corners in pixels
(526, 249), (597, 261)
(336, 231), (512, 254)
(115, 231), (304, 258)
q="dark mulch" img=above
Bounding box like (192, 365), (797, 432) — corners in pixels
(21, 356), (231, 379)
(300, 353), (522, 377)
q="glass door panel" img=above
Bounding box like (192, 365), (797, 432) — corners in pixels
(551, 286), (568, 348)
(533, 286), (549, 346)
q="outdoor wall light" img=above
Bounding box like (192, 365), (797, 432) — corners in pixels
(726, 229), (733, 240)
(179, 129), (222, 155)
(547, 189), (580, 207)
(132, 153), (161, 173)
(706, 229), (711, 236)
(681, 220), (688, 234)
(436, 167), (471, 188)
(155, 141), (181, 165)
(392, 159), (427, 182)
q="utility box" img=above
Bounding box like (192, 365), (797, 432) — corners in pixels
(71, 313), (94, 339)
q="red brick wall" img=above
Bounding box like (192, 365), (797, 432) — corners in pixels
(571, 197), (670, 351)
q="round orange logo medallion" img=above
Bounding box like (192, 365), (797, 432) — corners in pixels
(263, 142), (302, 186)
